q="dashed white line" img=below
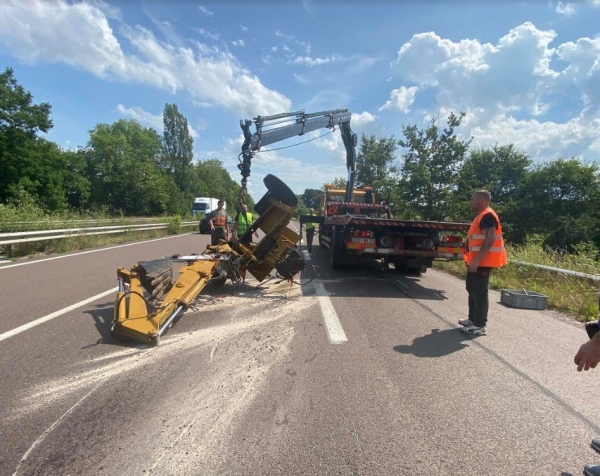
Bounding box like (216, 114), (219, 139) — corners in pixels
(315, 282), (347, 344)
(0, 287), (118, 343)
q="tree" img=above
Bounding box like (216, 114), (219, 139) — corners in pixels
(0, 67), (61, 207)
(398, 112), (472, 221)
(194, 159), (248, 212)
(453, 144), (532, 221)
(162, 103), (194, 193)
(301, 188), (323, 210)
(508, 158), (600, 248)
(85, 119), (173, 215)
(355, 133), (399, 198)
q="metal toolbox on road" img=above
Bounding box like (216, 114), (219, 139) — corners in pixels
(501, 289), (548, 310)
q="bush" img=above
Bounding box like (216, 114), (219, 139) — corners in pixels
(166, 216), (182, 234)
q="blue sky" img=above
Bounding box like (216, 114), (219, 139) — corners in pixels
(1, 0), (600, 200)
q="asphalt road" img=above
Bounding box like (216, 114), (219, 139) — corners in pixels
(1, 230), (600, 475)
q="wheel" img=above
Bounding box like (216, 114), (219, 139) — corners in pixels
(329, 226), (343, 269)
(209, 267), (227, 287)
(263, 174), (298, 207)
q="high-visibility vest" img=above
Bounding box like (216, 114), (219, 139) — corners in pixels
(211, 210), (227, 228)
(305, 212), (316, 230)
(464, 207), (508, 268)
(236, 211), (253, 234)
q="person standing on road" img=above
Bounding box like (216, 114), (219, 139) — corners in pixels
(305, 208), (317, 252)
(574, 321), (600, 476)
(459, 190), (508, 336)
(233, 203), (258, 242)
(209, 200), (230, 245)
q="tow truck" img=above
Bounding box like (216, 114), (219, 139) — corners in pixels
(111, 108), (469, 346)
(238, 109), (470, 272)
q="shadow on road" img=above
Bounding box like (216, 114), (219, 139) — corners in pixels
(393, 328), (473, 358)
(297, 246), (448, 301)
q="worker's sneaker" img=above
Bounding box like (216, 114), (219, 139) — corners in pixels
(462, 325), (487, 336)
(592, 438), (600, 454)
(584, 464), (600, 476)
(458, 318), (473, 327)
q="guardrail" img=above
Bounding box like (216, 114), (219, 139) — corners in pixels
(1, 217), (187, 232)
(511, 260), (600, 282)
(0, 222), (198, 258)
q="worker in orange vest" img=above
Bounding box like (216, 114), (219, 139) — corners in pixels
(459, 190), (508, 336)
(209, 200), (230, 245)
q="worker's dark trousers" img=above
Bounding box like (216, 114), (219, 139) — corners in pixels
(305, 228), (315, 251)
(211, 227), (227, 245)
(466, 269), (491, 328)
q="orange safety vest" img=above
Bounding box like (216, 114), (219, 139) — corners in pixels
(464, 207), (508, 268)
(211, 210), (227, 228)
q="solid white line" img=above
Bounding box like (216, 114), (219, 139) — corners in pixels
(0, 233), (193, 270)
(0, 287), (118, 343)
(315, 282), (347, 344)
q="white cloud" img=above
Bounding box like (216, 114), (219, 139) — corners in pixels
(0, 0), (292, 118)
(292, 54), (339, 67)
(198, 6), (213, 16)
(389, 22), (600, 162)
(586, 0), (600, 6)
(293, 73), (311, 84)
(231, 39), (246, 47)
(351, 111), (377, 126)
(556, 2), (576, 16)
(240, 25), (248, 32)
(116, 104), (199, 138)
(379, 86), (419, 113)
(197, 28), (220, 41)
(87, 0), (121, 20)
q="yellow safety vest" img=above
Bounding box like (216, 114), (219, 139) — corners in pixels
(236, 211), (253, 234)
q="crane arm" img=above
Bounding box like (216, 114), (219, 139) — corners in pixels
(238, 108), (357, 202)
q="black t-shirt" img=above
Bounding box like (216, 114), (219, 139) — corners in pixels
(480, 212), (498, 230)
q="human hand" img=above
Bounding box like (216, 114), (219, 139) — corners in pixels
(574, 336), (600, 371)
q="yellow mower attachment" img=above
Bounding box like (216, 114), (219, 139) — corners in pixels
(112, 174), (303, 346)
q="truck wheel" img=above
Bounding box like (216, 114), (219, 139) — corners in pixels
(330, 226), (343, 269)
(263, 174), (298, 207)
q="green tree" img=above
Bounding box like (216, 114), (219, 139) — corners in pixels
(301, 188), (323, 210)
(194, 159), (249, 213)
(162, 103), (194, 194)
(508, 158), (600, 248)
(0, 67), (67, 209)
(398, 112), (472, 221)
(85, 119), (173, 215)
(453, 144), (532, 221)
(355, 133), (399, 199)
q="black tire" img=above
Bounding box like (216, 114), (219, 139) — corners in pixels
(330, 226), (343, 269)
(263, 174), (298, 207)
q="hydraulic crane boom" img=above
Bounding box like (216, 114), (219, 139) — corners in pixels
(239, 109), (357, 202)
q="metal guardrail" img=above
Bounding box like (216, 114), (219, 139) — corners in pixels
(0, 222), (198, 257)
(511, 260), (600, 282)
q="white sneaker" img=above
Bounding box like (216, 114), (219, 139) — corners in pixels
(462, 325), (487, 336)
(458, 318), (473, 327)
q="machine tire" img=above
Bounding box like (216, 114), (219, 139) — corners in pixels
(263, 174), (298, 207)
(209, 267), (227, 287)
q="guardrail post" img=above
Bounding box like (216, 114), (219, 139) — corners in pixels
(7, 244), (12, 259)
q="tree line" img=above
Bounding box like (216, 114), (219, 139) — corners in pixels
(0, 67), (249, 218)
(300, 112), (600, 252)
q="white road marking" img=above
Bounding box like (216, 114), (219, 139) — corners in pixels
(395, 279), (408, 288)
(0, 233), (193, 270)
(302, 250), (311, 261)
(12, 380), (105, 476)
(0, 287), (118, 343)
(315, 282), (347, 344)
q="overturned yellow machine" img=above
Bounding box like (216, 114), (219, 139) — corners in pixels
(112, 174), (305, 346)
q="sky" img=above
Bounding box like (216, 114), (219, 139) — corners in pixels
(1, 0), (600, 201)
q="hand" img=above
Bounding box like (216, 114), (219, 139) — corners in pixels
(468, 261), (479, 273)
(574, 335), (600, 371)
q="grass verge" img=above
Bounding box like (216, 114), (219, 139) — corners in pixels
(434, 241), (600, 323)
